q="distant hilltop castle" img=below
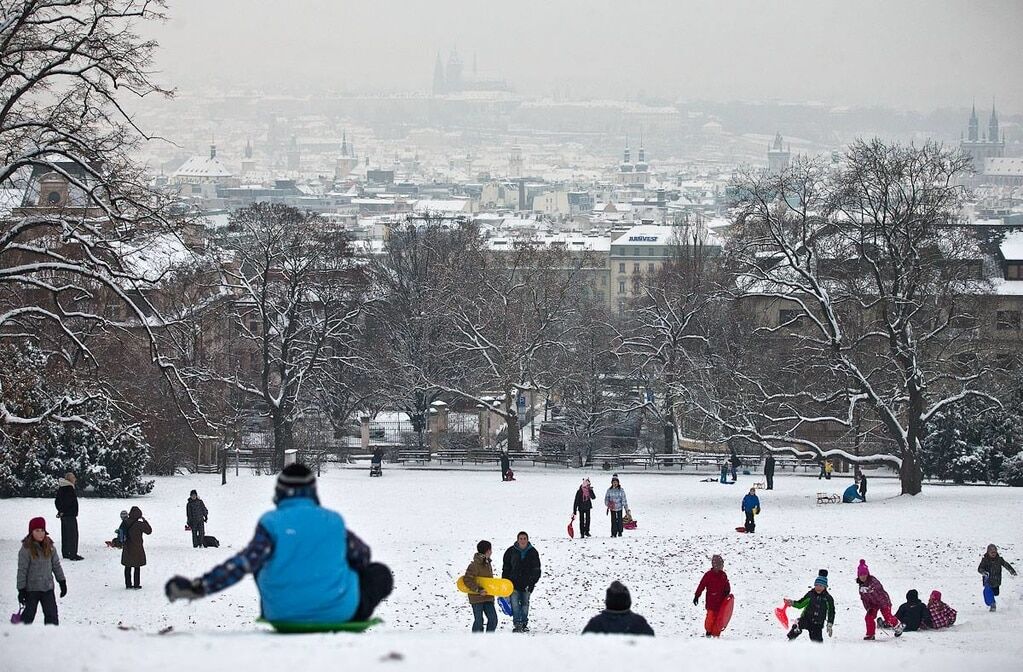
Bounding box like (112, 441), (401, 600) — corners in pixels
(961, 101), (1005, 167)
(432, 49), (510, 95)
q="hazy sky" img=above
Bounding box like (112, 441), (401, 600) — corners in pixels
(149, 0), (1023, 112)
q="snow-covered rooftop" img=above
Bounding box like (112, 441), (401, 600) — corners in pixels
(999, 231), (1023, 261)
(173, 154), (233, 180)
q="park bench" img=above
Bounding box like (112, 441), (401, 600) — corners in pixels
(395, 449), (431, 464)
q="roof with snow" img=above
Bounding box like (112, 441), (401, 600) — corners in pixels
(173, 153), (233, 180)
(1000, 231), (1023, 261)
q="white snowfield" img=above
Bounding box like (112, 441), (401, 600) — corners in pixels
(2, 469), (1021, 671)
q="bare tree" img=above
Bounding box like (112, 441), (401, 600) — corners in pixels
(716, 140), (992, 494)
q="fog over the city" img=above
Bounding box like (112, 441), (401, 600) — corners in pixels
(148, 0), (1023, 111)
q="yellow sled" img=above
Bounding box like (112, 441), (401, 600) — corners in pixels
(456, 576), (514, 597)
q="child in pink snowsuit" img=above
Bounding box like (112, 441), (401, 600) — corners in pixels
(856, 560), (903, 640)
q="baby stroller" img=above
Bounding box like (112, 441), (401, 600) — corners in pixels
(370, 449), (384, 477)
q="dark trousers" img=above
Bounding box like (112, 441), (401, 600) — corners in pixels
(471, 601), (498, 632)
(22, 589), (58, 625)
(124, 566), (141, 588)
(190, 522), (205, 548)
(578, 509), (591, 536)
(60, 516), (78, 558)
(352, 562), (394, 621)
(765, 472), (774, 490)
(744, 509), (756, 533)
(788, 622), (823, 642)
(610, 509), (623, 537)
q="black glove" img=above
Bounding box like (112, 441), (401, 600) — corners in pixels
(58, 581), (67, 598)
(165, 576), (205, 602)
(693, 596), (699, 606)
(18, 588), (27, 605)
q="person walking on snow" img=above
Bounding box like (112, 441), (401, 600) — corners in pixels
(582, 581), (655, 636)
(16, 517), (67, 625)
(186, 490), (209, 549)
(502, 531), (541, 632)
(785, 570), (835, 642)
(741, 488), (760, 533)
(729, 448), (740, 482)
(764, 453), (775, 490)
(465, 540), (498, 633)
(500, 451), (512, 481)
(165, 464), (393, 630)
(927, 590), (957, 628)
(856, 559), (903, 639)
(54, 473), (82, 561)
(978, 544), (1017, 612)
(121, 506), (152, 589)
(693, 554), (731, 637)
(573, 478), (596, 538)
(604, 476), (629, 537)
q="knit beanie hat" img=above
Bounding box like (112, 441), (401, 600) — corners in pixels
(28, 517), (46, 533)
(605, 581), (632, 611)
(711, 554), (724, 570)
(856, 559), (870, 578)
(119, 510), (128, 519)
(190, 489), (198, 496)
(814, 569), (829, 588)
(930, 590), (941, 602)
(275, 463), (317, 503)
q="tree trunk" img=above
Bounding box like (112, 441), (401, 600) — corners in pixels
(505, 412), (521, 453)
(272, 415), (293, 471)
(899, 449), (923, 495)
(662, 422), (675, 453)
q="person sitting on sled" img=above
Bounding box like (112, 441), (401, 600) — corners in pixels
(785, 570), (835, 643)
(165, 464), (393, 631)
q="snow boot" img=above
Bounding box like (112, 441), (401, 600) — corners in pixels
(893, 622), (904, 637)
(863, 635), (875, 640)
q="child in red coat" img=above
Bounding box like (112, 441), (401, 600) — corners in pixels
(856, 559), (903, 640)
(694, 554), (731, 637)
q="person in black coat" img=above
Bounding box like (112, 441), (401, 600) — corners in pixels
(582, 581), (654, 636)
(54, 473), (82, 561)
(185, 490), (208, 548)
(894, 589), (932, 631)
(764, 454), (775, 490)
(573, 478), (596, 537)
(502, 531), (541, 632)
(499, 451), (511, 481)
(858, 473), (868, 501)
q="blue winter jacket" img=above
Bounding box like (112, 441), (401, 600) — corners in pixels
(741, 494), (760, 513)
(842, 484), (863, 503)
(255, 498), (360, 624)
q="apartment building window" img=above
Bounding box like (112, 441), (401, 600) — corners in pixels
(950, 315), (978, 330)
(996, 310), (1021, 330)
(648, 262), (656, 273)
(633, 262), (640, 272)
(618, 262), (625, 273)
(601, 275), (607, 286)
(618, 281), (626, 293)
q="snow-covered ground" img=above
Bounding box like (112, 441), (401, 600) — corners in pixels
(2, 468), (1021, 670)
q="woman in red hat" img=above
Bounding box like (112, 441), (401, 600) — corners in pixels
(16, 517), (67, 625)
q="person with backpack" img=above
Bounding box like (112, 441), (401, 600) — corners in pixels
(54, 472), (82, 561)
(16, 517), (67, 625)
(785, 570), (835, 643)
(582, 581), (654, 636)
(186, 490), (209, 549)
(856, 559), (903, 640)
(165, 464), (393, 631)
(693, 554), (731, 637)
(573, 478), (596, 538)
(740, 488), (761, 533)
(502, 531), (541, 633)
(121, 506), (152, 589)
(604, 476), (629, 537)
(978, 543), (1017, 612)
(465, 540), (498, 633)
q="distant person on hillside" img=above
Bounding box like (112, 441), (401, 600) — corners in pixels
(502, 531), (541, 633)
(978, 544), (1017, 612)
(856, 559), (903, 640)
(121, 506), (152, 589)
(17, 517), (67, 625)
(729, 448), (740, 482)
(582, 581), (654, 636)
(740, 488), (761, 533)
(573, 478), (596, 538)
(465, 540), (498, 633)
(824, 459), (834, 480)
(693, 554), (731, 637)
(842, 483), (865, 503)
(764, 453), (775, 490)
(500, 450), (512, 481)
(186, 490), (208, 549)
(785, 570), (835, 643)
(926, 590), (957, 628)
(54, 472), (82, 561)
(857, 472), (868, 501)
(892, 589), (932, 632)
(604, 476), (629, 537)
(165, 464), (393, 631)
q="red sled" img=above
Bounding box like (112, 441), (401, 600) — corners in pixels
(567, 515), (575, 539)
(708, 595), (735, 636)
(735, 526), (748, 533)
(774, 604), (790, 629)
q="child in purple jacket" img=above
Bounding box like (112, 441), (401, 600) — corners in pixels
(856, 559), (903, 640)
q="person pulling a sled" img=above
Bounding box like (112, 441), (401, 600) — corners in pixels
(740, 488), (760, 533)
(785, 570), (834, 643)
(694, 554), (730, 637)
(165, 464), (393, 631)
(186, 490), (208, 549)
(573, 478), (595, 538)
(604, 476), (629, 538)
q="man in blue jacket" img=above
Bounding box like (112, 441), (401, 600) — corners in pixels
(741, 488), (761, 533)
(164, 464), (392, 630)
